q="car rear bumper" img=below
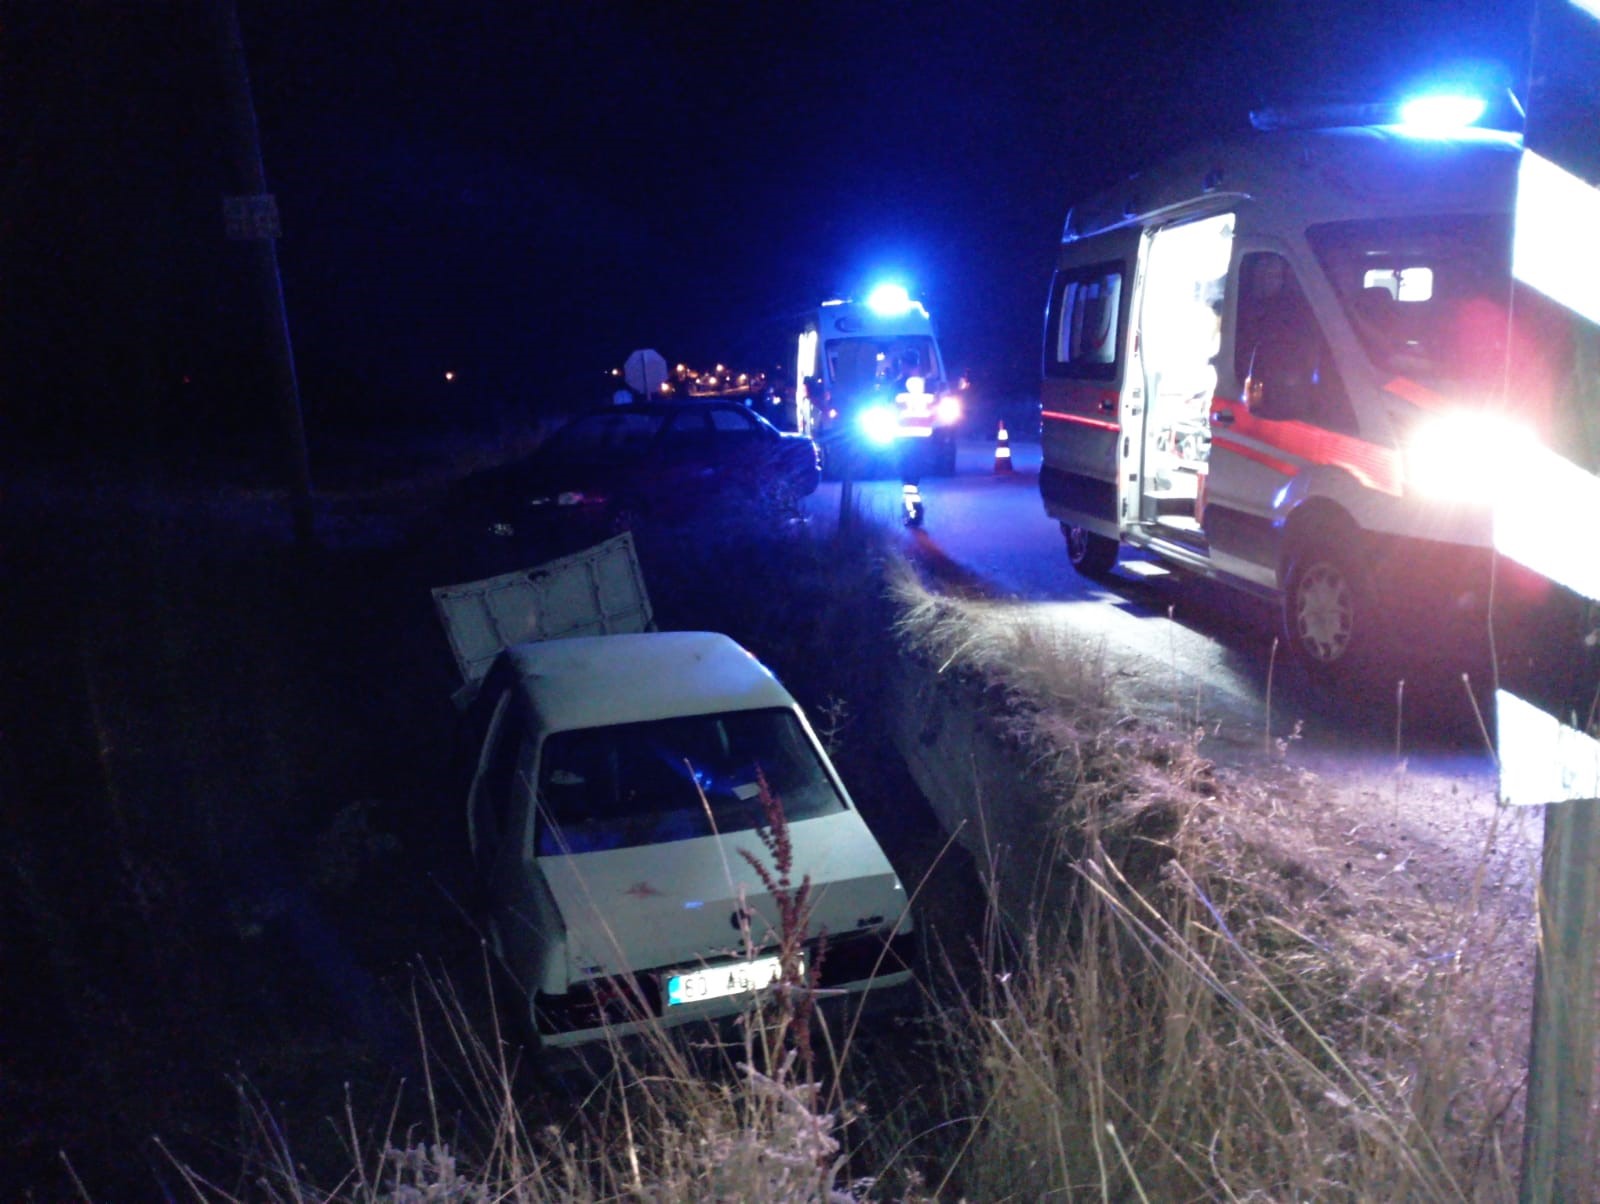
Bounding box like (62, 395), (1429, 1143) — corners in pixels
(535, 966), (915, 1050)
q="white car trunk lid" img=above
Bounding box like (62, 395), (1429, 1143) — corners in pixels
(538, 809), (905, 979)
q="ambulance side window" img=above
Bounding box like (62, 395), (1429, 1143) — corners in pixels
(1046, 262), (1124, 381)
(1234, 253), (1357, 434)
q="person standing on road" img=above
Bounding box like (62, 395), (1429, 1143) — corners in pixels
(887, 347), (927, 526)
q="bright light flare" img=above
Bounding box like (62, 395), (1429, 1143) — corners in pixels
(1396, 93), (1486, 135)
(936, 394), (962, 424)
(1404, 411), (1538, 503)
(866, 282), (913, 317)
(1408, 411), (1600, 603)
(858, 404), (900, 445)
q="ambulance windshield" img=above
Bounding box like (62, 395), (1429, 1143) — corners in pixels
(1308, 214), (1574, 404)
(826, 337), (940, 394)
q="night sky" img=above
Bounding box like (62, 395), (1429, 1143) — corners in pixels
(2, 1), (1534, 457)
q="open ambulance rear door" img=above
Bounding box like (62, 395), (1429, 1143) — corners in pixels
(1039, 226), (1141, 543)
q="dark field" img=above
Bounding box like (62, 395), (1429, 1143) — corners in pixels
(0, 447), (956, 1199)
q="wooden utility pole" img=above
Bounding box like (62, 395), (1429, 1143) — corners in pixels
(1521, 798), (1600, 1202)
(216, 0), (315, 546)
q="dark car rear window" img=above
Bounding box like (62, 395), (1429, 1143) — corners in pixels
(544, 411), (664, 458)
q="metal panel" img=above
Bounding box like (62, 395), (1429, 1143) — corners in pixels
(432, 533), (654, 684)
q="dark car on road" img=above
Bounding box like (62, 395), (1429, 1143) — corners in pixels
(448, 400), (821, 558)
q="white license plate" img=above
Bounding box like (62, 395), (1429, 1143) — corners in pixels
(666, 953), (799, 1007)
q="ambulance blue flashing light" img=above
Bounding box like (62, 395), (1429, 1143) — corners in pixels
(865, 282), (914, 317)
(1249, 89), (1507, 136)
(1396, 93), (1487, 135)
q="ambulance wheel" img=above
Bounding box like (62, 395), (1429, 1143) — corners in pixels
(1282, 544), (1376, 677)
(1063, 524), (1117, 578)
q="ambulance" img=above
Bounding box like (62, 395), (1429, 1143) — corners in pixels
(1039, 95), (1598, 678)
(795, 284), (963, 476)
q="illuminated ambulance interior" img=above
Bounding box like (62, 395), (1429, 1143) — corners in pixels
(1134, 212), (1233, 535)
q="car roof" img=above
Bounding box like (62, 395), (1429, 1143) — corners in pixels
(505, 631), (799, 732)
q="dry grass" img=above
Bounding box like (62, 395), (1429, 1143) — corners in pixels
(889, 562), (1528, 1200)
(155, 770), (911, 1204)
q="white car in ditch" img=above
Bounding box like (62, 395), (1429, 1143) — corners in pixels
(434, 538), (916, 1049)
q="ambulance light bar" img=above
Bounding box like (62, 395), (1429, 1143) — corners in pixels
(866, 283), (915, 317)
(1249, 88), (1518, 136)
(1398, 93), (1488, 133)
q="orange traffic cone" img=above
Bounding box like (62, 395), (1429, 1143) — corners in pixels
(993, 420), (1014, 473)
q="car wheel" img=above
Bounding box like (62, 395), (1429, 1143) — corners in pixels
(1282, 544), (1377, 677)
(1063, 523), (1118, 577)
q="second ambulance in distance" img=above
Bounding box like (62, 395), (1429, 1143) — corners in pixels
(795, 284), (963, 477)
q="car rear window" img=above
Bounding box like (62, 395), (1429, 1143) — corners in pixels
(545, 410), (664, 458)
(535, 707), (847, 854)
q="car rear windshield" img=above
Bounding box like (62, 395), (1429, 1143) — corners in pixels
(535, 707), (848, 855)
(542, 410), (665, 459)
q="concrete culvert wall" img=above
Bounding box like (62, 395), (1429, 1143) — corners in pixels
(883, 579), (1196, 938)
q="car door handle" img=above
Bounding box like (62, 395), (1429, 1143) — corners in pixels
(1098, 398), (1116, 414)
(1210, 409), (1234, 425)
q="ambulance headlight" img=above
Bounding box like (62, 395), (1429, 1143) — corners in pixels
(936, 394), (962, 424)
(1405, 412), (1537, 502)
(859, 404), (900, 445)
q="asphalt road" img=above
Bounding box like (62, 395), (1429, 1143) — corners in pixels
(808, 435), (1501, 792)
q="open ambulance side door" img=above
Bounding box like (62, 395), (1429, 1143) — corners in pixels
(1039, 225), (1142, 541)
(1203, 239), (1361, 590)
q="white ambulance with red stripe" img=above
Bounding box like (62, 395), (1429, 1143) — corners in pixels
(1039, 96), (1592, 678)
(795, 284), (963, 477)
